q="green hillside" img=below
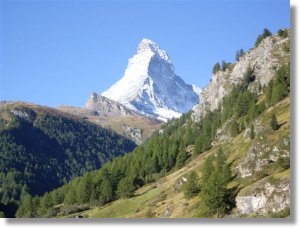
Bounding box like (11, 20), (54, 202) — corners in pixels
(58, 96), (290, 219)
(0, 103), (136, 217)
(6, 28), (290, 219)
(16, 57), (290, 218)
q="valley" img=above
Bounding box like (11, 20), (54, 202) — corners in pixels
(0, 28), (290, 219)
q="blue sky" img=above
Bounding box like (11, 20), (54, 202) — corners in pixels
(0, 0), (290, 107)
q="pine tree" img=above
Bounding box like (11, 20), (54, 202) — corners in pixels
(200, 150), (232, 217)
(235, 49), (245, 61)
(255, 28), (272, 47)
(270, 65), (289, 105)
(89, 189), (97, 206)
(117, 177), (135, 199)
(230, 120), (239, 137)
(99, 179), (113, 204)
(64, 188), (77, 205)
(247, 101), (257, 123)
(201, 155), (214, 181)
(270, 113), (279, 130)
(216, 148), (225, 173)
(266, 80), (273, 106)
(221, 60), (230, 71)
(77, 174), (93, 204)
(38, 192), (53, 215)
(175, 144), (188, 169)
(183, 171), (200, 199)
(16, 194), (33, 218)
(212, 62), (221, 74)
(278, 29), (288, 38)
(250, 124), (255, 139)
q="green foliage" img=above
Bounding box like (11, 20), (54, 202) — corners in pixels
(212, 62), (221, 74)
(221, 60), (231, 71)
(250, 124), (255, 139)
(270, 114), (279, 130)
(234, 91), (256, 117)
(277, 29), (288, 38)
(183, 171), (200, 199)
(275, 156), (290, 170)
(76, 174), (93, 204)
(16, 58), (291, 217)
(40, 192), (53, 214)
(271, 64), (290, 105)
(16, 194), (34, 218)
(235, 49), (245, 61)
(144, 207), (155, 218)
(175, 145), (188, 169)
(0, 107), (136, 216)
(255, 28), (272, 47)
(194, 111), (221, 156)
(265, 64), (290, 107)
(246, 101), (257, 123)
(63, 188), (77, 206)
(117, 178), (135, 199)
(98, 179), (113, 204)
(230, 120), (239, 137)
(200, 148), (232, 217)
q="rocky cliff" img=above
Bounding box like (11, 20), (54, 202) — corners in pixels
(192, 33), (290, 121)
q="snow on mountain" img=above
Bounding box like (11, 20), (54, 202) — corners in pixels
(101, 38), (199, 121)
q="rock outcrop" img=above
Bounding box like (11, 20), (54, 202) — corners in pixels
(236, 175), (290, 215)
(192, 34), (290, 121)
(237, 137), (289, 178)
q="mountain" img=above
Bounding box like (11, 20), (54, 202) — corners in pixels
(0, 102), (136, 217)
(192, 32), (290, 121)
(85, 92), (139, 117)
(59, 93), (162, 144)
(15, 29), (291, 219)
(101, 38), (200, 121)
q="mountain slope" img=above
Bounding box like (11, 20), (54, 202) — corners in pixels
(101, 38), (199, 121)
(192, 31), (290, 121)
(16, 29), (290, 219)
(0, 102), (136, 217)
(59, 93), (162, 144)
(73, 97), (290, 218)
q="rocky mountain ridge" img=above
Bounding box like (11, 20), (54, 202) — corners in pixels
(192, 33), (290, 121)
(59, 93), (162, 144)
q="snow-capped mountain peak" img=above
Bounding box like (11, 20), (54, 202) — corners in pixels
(101, 38), (200, 121)
(137, 39), (172, 65)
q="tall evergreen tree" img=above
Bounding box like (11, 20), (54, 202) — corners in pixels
(230, 120), (239, 137)
(212, 62), (221, 74)
(183, 171), (200, 199)
(16, 194), (33, 218)
(64, 188), (77, 205)
(250, 124), (255, 139)
(117, 178), (135, 199)
(99, 179), (113, 204)
(255, 28), (272, 47)
(200, 150), (232, 217)
(175, 144), (188, 169)
(270, 114), (279, 130)
(77, 175), (92, 204)
(235, 49), (245, 61)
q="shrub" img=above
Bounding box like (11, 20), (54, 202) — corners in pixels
(277, 29), (288, 38)
(255, 28), (272, 47)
